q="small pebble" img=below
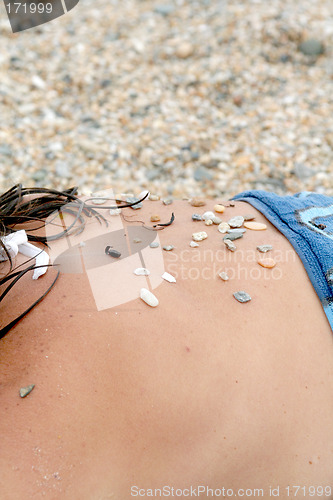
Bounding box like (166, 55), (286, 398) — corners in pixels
(162, 198), (173, 205)
(202, 211), (215, 221)
(214, 204), (225, 213)
(218, 222), (230, 234)
(78, 241), (86, 247)
(126, 196), (143, 209)
(161, 271), (176, 283)
(211, 216), (222, 225)
(133, 238), (142, 243)
(105, 246), (121, 258)
(19, 384), (35, 398)
(205, 219), (213, 226)
(149, 241), (159, 248)
(91, 196), (108, 205)
(233, 291), (251, 303)
(227, 228), (246, 233)
(190, 198), (206, 207)
(150, 215), (161, 222)
(109, 208), (122, 216)
(189, 241), (199, 247)
(192, 231), (208, 241)
(218, 271), (229, 281)
(134, 267), (150, 275)
(258, 258), (276, 268)
(149, 194), (160, 201)
(192, 214), (202, 221)
(228, 216), (244, 228)
(229, 201), (235, 207)
(257, 244), (273, 253)
(224, 239), (236, 251)
(163, 245), (174, 251)
(243, 214), (255, 221)
(223, 232), (243, 241)
(244, 221), (267, 230)
(140, 288), (159, 307)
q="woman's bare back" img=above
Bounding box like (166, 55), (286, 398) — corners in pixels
(1, 197), (332, 499)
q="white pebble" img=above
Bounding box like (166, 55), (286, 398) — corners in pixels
(192, 231), (208, 241)
(189, 241), (199, 247)
(218, 222), (230, 234)
(134, 268), (150, 276)
(202, 211), (215, 221)
(161, 272), (176, 283)
(140, 288), (159, 307)
(205, 219), (213, 226)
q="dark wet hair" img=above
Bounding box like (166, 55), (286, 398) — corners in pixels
(0, 184), (148, 339)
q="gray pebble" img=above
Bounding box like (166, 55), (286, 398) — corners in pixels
(243, 214), (256, 221)
(105, 246), (121, 258)
(227, 228), (246, 233)
(126, 196), (142, 209)
(224, 239), (236, 251)
(149, 241), (159, 248)
(154, 4), (175, 16)
(223, 232), (243, 241)
(257, 244), (273, 253)
(233, 291), (251, 303)
(228, 216), (244, 228)
(19, 384), (35, 398)
(162, 198), (173, 205)
(194, 166), (213, 182)
(192, 214), (202, 221)
(211, 216), (222, 225)
(163, 245), (174, 251)
(299, 39), (325, 57)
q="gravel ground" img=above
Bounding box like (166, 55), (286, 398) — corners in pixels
(0, 0), (332, 198)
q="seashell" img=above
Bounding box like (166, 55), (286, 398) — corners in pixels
(161, 272), (176, 283)
(134, 268), (150, 276)
(244, 221), (267, 230)
(140, 288), (159, 307)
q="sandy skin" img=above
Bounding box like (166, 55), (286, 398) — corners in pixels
(0, 197), (332, 499)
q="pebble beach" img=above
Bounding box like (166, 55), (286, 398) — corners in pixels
(0, 0), (332, 198)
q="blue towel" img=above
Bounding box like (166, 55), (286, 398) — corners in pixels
(231, 190), (333, 332)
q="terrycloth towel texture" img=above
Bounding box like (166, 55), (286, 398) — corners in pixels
(231, 191), (333, 332)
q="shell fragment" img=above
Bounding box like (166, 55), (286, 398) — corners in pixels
(140, 288), (159, 307)
(134, 268), (150, 276)
(161, 272), (176, 283)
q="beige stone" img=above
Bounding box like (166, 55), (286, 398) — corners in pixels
(244, 221), (267, 230)
(190, 198), (206, 207)
(150, 215), (161, 222)
(258, 258), (276, 268)
(214, 204), (225, 213)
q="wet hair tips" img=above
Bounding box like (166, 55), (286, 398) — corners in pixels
(0, 184), (149, 339)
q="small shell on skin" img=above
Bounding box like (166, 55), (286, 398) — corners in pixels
(140, 288), (159, 307)
(192, 231), (208, 241)
(218, 271), (229, 281)
(161, 272), (176, 283)
(214, 204), (225, 213)
(258, 258), (276, 268)
(134, 267), (150, 276)
(218, 222), (230, 234)
(244, 221), (267, 230)
(202, 211), (215, 221)
(19, 384), (35, 398)
(150, 215), (161, 222)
